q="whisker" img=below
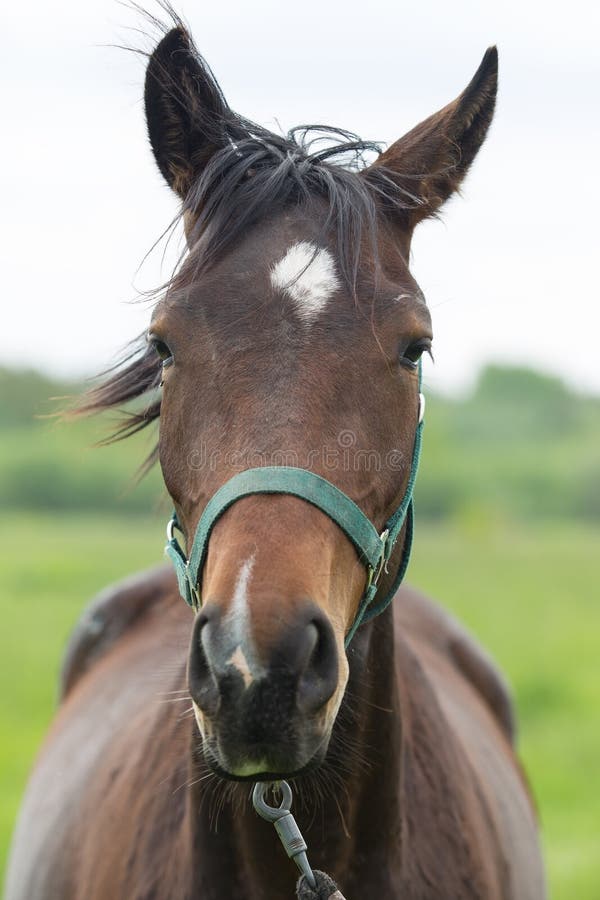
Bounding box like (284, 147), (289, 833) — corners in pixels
(156, 689), (191, 696)
(344, 689), (393, 714)
(158, 696), (192, 703)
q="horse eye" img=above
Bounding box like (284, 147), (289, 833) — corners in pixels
(400, 338), (432, 369)
(148, 334), (174, 367)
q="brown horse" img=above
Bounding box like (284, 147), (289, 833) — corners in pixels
(5, 21), (546, 900)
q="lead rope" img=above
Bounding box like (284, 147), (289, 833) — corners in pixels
(252, 782), (347, 900)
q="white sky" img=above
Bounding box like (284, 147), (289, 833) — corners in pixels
(2, 0), (599, 396)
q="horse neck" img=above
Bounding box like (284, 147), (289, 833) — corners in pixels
(186, 608), (403, 897)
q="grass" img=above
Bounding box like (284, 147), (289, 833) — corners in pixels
(410, 520), (600, 898)
(1, 512), (598, 897)
(0, 510), (165, 885)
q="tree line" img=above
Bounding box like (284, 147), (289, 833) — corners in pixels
(1, 365), (598, 522)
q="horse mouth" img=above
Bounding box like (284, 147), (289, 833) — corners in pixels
(202, 737), (329, 782)
(207, 758), (322, 783)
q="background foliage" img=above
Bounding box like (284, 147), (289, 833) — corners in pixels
(2, 365), (599, 521)
(1, 366), (598, 897)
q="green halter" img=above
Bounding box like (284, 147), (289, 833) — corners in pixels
(165, 374), (424, 648)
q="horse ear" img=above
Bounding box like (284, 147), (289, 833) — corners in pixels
(144, 27), (231, 199)
(366, 47), (498, 228)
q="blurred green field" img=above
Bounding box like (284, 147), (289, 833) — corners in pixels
(1, 512), (598, 897)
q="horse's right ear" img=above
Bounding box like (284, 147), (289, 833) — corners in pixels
(144, 27), (231, 199)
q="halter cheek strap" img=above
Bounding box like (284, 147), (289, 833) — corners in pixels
(165, 377), (424, 648)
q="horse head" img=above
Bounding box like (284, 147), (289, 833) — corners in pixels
(138, 26), (497, 780)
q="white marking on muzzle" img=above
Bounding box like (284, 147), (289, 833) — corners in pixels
(228, 555), (255, 641)
(270, 241), (340, 323)
(226, 645), (254, 689)
(224, 555), (264, 688)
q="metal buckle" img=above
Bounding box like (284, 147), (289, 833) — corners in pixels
(366, 528), (390, 591)
(186, 562), (201, 610)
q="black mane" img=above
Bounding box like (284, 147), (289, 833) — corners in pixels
(181, 120), (414, 288)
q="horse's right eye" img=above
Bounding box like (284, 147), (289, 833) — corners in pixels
(148, 334), (174, 367)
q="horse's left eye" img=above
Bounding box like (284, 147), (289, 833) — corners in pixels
(400, 338), (432, 369)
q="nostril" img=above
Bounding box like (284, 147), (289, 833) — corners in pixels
(188, 613), (219, 717)
(296, 613), (338, 715)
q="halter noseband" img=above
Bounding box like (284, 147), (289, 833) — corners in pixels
(165, 372), (424, 648)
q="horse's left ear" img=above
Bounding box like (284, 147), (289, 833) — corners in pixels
(144, 27), (232, 199)
(366, 47), (498, 228)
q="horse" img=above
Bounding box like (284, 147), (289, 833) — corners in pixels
(5, 20), (546, 900)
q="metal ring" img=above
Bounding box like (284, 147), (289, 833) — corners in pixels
(371, 529), (389, 586)
(166, 516), (177, 543)
(252, 781), (293, 822)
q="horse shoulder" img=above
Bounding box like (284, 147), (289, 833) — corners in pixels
(60, 564), (176, 700)
(394, 585), (516, 743)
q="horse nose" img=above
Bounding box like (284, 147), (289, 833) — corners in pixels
(188, 604), (224, 717)
(188, 601), (338, 717)
(294, 611), (339, 714)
